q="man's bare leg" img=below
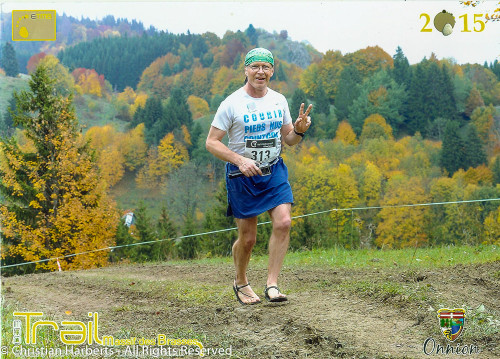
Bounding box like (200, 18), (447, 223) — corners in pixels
(233, 216), (260, 303)
(266, 203), (292, 300)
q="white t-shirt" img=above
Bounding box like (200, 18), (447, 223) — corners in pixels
(212, 87), (293, 161)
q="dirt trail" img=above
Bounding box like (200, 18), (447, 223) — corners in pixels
(2, 261), (499, 358)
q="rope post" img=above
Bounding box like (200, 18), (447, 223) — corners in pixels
(335, 199), (339, 247)
(350, 210), (354, 249)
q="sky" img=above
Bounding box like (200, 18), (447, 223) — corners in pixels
(2, 0), (500, 65)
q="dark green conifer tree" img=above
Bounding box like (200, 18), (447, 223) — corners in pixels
(245, 24), (258, 46)
(391, 46), (411, 87)
(112, 218), (136, 262)
(132, 202), (157, 262)
(143, 97), (164, 145)
(177, 212), (199, 259)
(334, 65), (362, 121)
(491, 156), (500, 185)
(314, 83), (330, 116)
(463, 124), (487, 169)
(440, 121), (465, 175)
(202, 180), (236, 256)
(290, 88), (308, 116)
(155, 207), (177, 260)
(1, 42), (19, 77)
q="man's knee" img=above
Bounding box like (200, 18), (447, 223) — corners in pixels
(237, 223), (257, 249)
(273, 216), (291, 233)
(238, 233), (257, 249)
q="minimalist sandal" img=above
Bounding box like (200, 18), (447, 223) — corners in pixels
(264, 285), (288, 302)
(233, 282), (261, 305)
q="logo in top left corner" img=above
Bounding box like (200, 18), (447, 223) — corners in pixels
(12, 10), (56, 41)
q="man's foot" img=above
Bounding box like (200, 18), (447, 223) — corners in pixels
(233, 281), (261, 305)
(264, 285), (288, 302)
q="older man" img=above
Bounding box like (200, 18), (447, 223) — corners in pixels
(206, 48), (312, 304)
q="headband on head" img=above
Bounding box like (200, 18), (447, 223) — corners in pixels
(244, 48), (274, 67)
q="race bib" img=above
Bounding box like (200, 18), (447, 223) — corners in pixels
(244, 139), (280, 163)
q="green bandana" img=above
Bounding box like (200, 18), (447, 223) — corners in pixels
(244, 48), (274, 67)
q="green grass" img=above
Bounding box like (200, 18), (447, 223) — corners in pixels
(281, 244), (499, 269)
(0, 74), (30, 110)
(109, 171), (165, 219)
(462, 304), (500, 341)
(151, 244), (498, 270)
(337, 279), (432, 304)
(73, 94), (128, 132)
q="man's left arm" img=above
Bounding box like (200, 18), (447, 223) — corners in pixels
(282, 103), (313, 146)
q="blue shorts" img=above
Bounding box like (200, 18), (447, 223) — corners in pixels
(225, 157), (294, 219)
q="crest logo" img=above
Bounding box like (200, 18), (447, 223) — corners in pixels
(437, 308), (466, 342)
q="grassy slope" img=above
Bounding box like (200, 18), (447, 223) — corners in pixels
(0, 74), (30, 110)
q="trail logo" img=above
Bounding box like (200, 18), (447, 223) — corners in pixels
(437, 308), (465, 342)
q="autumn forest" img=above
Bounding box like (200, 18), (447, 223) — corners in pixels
(1, 14), (500, 274)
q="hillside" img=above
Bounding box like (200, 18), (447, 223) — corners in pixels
(2, 246), (499, 358)
(1, 9), (500, 275)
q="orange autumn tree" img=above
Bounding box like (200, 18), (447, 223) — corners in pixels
(26, 52), (47, 73)
(0, 66), (118, 274)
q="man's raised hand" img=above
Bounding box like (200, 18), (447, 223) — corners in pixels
(294, 103), (313, 134)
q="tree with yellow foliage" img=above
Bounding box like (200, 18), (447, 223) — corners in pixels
(375, 176), (429, 249)
(85, 125), (126, 187)
(0, 66), (118, 274)
(211, 66), (237, 95)
(334, 121), (358, 146)
(120, 123), (148, 171)
(129, 92), (148, 119)
(361, 161), (383, 206)
(299, 50), (344, 101)
(360, 113), (394, 142)
(187, 95), (210, 119)
(289, 143), (360, 247)
(158, 132), (189, 168)
(483, 206), (500, 244)
(470, 104), (497, 151)
(136, 132), (188, 189)
(72, 68), (107, 98)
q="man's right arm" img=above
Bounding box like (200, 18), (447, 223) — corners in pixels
(205, 126), (262, 177)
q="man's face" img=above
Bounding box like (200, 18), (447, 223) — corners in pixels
(245, 61), (274, 91)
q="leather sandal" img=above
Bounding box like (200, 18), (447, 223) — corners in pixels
(264, 285), (288, 302)
(233, 281), (261, 305)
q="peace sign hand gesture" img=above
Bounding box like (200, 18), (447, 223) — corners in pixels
(294, 103), (313, 134)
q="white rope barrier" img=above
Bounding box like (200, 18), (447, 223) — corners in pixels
(1, 198), (499, 269)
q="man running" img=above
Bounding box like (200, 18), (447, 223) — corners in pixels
(206, 48), (312, 304)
